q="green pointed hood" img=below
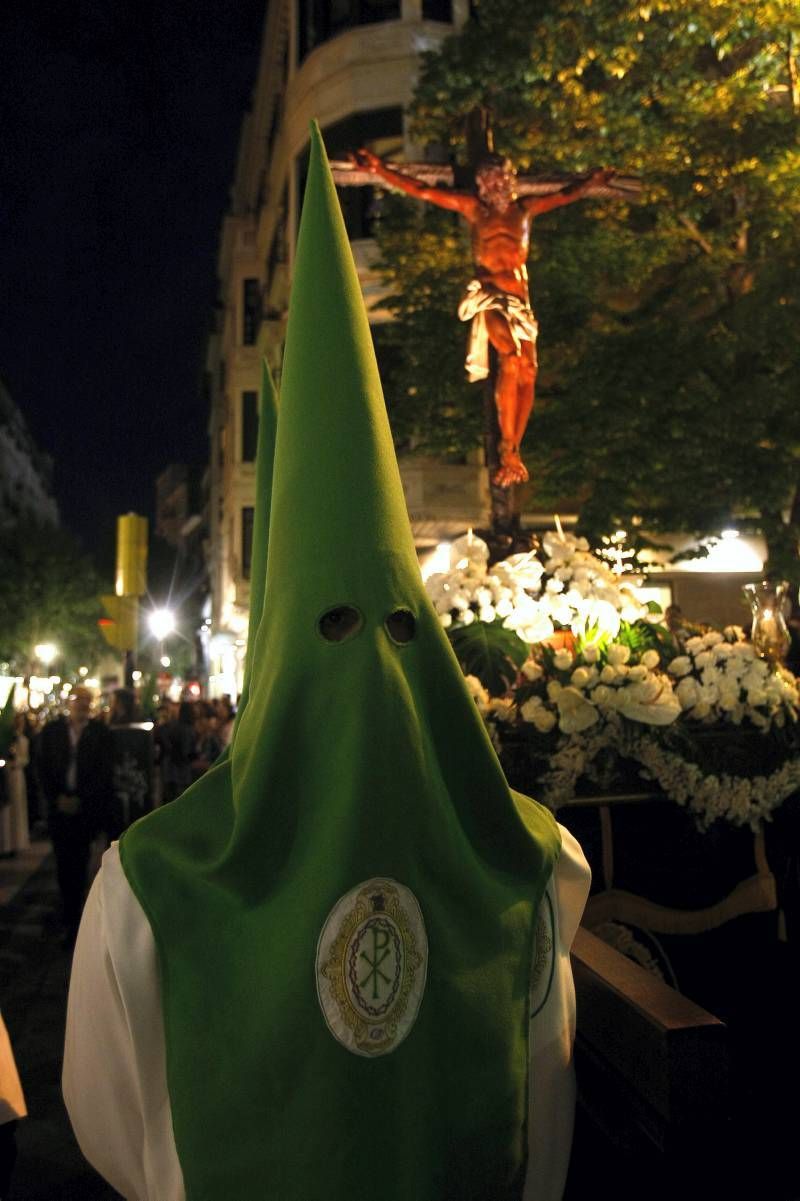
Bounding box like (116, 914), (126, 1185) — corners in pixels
(121, 123), (559, 1201)
(230, 358), (278, 743)
(228, 122), (548, 884)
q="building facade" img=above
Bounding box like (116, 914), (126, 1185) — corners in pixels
(0, 377), (59, 530)
(205, 0), (477, 696)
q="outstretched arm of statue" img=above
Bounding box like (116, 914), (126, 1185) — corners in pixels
(523, 167), (617, 216)
(352, 148), (477, 217)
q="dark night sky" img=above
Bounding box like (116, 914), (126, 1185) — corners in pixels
(1, 0), (266, 571)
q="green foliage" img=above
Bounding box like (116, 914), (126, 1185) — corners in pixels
(447, 619), (528, 696)
(614, 618), (677, 664)
(372, 196), (483, 457)
(376, 0), (800, 574)
(0, 522), (106, 672)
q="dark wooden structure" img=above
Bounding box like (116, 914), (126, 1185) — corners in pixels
(567, 927), (730, 1198)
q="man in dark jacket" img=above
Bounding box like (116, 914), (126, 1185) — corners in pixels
(39, 687), (114, 944)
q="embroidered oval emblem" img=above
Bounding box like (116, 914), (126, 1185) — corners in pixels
(316, 878), (427, 1057)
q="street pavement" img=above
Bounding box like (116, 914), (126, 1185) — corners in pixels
(1, 843), (120, 1200)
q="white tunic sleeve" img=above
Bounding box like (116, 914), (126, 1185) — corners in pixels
(63, 843), (184, 1201)
(524, 822), (591, 1201)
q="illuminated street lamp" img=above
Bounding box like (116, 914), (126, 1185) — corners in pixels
(149, 609), (176, 697)
(34, 642), (58, 667)
(148, 609), (175, 642)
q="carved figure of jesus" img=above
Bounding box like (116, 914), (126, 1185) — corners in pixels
(354, 149), (614, 487)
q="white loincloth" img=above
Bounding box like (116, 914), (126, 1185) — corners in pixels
(458, 278), (539, 382)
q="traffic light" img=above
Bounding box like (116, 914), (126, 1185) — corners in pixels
(99, 595), (139, 652)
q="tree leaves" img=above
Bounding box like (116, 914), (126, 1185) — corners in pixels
(0, 523), (105, 671)
(375, 0), (800, 573)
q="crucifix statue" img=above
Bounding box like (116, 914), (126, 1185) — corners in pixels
(339, 150), (635, 491)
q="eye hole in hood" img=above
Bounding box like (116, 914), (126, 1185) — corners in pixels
(318, 605), (363, 643)
(385, 609), (416, 645)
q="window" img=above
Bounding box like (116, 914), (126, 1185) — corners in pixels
(298, 0), (400, 63)
(422, 0), (452, 18)
(242, 278), (261, 346)
(241, 391), (258, 462)
(295, 107), (403, 240)
(241, 507), (255, 579)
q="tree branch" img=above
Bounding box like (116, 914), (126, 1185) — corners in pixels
(678, 214), (714, 255)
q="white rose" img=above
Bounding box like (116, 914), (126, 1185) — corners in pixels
(627, 665), (649, 682)
(520, 659), (544, 682)
(571, 666), (591, 689)
(600, 665), (617, 684)
(591, 684), (612, 706)
(488, 698), (516, 722)
(582, 644), (600, 663)
(464, 675), (489, 707)
(554, 649), (573, 670)
(547, 680), (563, 701)
(607, 643), (631, 666)
(627, 677), (661, 704)
(676, 677), (701, 710)
(520, 696), (543, 722)
(531, 706), (557, 734)
(641, 649), (660, 670)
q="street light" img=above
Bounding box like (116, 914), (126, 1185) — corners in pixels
(148, 609), (175, 642)
(34, 642), (58, 666)
(149, 609), (176, 698)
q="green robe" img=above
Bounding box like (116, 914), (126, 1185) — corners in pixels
(121, 123), (559, 1201)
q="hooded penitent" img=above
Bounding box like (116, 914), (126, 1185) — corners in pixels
(121, 124), (559, 1201)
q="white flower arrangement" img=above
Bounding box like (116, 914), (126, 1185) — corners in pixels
(425, 529), (648, 648)
(668, 626), (799, 732)
(431, 530), (800, 832)
(509, 718), (800, 833)
(508, 635), (682, 738)
(631, 736), (800, 832)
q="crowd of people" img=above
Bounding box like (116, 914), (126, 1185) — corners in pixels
(0, 687), (237, 944)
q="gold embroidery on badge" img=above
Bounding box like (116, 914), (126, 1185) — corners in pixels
(318, 879), (426, 1057)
